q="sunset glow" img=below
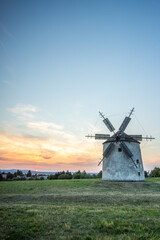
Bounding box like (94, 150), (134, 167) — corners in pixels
(0, 125), (102, 172)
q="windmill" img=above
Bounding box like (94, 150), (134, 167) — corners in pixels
(86, 108), (154, 181)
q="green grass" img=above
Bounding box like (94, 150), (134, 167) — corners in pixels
(0, 178), (160, 240)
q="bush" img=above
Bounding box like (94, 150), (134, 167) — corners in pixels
(29, 177), (35, 180)
(47, 174), (56, 180)
(73, 171), (81, 179)
(72, 170), (97, 179)
(48, 171), (73, 180)
(20, 176), (26, 180)
(58, 174), (72, 179)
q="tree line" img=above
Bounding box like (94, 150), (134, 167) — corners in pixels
(0, 170), (102, 181)
(0, 167), (160, 181)
(47, 170), (102, 180)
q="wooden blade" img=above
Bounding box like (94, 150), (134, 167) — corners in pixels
(128, 135), (142, 141)
(120, 142), (133, 158)
(95, 134), (110, 140)
(119, 117), (131, 133)
(103, 118), (115, 132)
(99, 112), (115, 132)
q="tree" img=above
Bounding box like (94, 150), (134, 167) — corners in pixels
(7, 172), (14, 180)
(0, 173), (3, 181)
(27, 170), (32, 177)
(73, 170), (81, 179)
(66, 170), (72, 177)
(144, 170), (149, 178)
(97, 170), (102, 178)
(150, 167), (160, 177)
(17, 170), (23, 176)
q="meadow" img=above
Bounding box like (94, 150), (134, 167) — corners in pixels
(0, 178), (160, 240)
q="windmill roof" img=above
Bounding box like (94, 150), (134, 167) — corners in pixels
(103, 132), (140, 144)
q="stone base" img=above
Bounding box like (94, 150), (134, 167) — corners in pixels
(102, 142), (145, 181)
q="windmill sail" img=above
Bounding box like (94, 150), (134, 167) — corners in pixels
(128, 135), (142, 141)
(103, 118), (115, 132)
(120, 142), (133, 158)
(119, 117), (131, 133)
(103, 142), (115, 158)
(95, 134), (110, 140)
(120, 142), (137, 168)
(85, 134), (110, 139)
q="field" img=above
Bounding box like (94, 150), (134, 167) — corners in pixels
(0, 178), (160, 240)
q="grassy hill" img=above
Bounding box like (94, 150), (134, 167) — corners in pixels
(0, 178), (160, 239)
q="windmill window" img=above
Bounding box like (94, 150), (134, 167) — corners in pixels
(118, 148), (122, 152)
(138, 172), (140, 176)
(137, 159), (139, 164)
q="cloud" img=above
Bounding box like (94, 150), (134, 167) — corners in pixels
(0, 156), (15, 162)
(10, 104), (38, 113)
(9, 104), (39, 119)
(39, 148), (56, 160)
(0, 132), (101, 172)
(1, 103), (103, 171)
(7, 104), (77, 144)
(13, 161), (55, 167)
(28, 121), (63, 130)
(27, 121), (76, 143)
(21, 133), (48, 140)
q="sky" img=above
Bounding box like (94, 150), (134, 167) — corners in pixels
(0, 0), (160, 172)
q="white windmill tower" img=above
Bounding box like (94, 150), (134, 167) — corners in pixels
(86, 108), (154, 181)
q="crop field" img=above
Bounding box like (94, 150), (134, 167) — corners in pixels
(0, 178), (160, 240)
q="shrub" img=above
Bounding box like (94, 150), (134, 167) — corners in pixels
(58, 174), (72, 179)
(20, 176), (26, 180)
(73, 172), (81, 179)
(47, 174), (56, 180)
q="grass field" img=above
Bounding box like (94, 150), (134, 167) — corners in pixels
(0, 178), (160, 240)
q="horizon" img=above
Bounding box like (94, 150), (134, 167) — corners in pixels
(0, 0), (160, 172)
(0, 168), (100, 174)
(0, 165), (158, 174)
